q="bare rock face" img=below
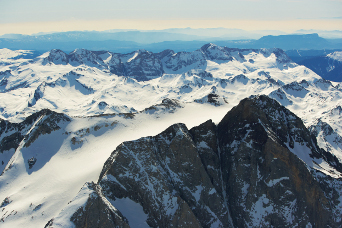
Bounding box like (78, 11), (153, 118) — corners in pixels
(108, 50), (165, 81)
(45, 182), (130, 228)
(1, 109), (70, 173)
(50, 95), (342, 227)
(98, 123), (228, 227)
(70, 183), (130, 228)
(43, 49), (69, 65)
(217, 95), (340, 227)
(123, 50), (164, 81)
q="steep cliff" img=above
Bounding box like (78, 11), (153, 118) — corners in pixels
(48, 95), (342, 227)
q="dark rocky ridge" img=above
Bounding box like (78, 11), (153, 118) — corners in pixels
(0, 109), (70, 153)
(70, 182), (130, 228)
(48, 95), (342, 227)
(217, 95), (340, 227)
(0, 109), (70, 174)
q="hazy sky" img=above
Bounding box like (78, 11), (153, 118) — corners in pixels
(0, 0), (341, 35)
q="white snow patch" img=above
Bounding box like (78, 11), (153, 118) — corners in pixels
(193, 185), (203, 202)
(266, 177), (289, 187)
(287, 141), (342, 178)
(198, 141), (210, 149)
(209, 188), (216, 195)
(108, 197), (149, 228)
(327, 51), (342, 62)
(127, 52), (139, 63)
(249, 194), (273, 227)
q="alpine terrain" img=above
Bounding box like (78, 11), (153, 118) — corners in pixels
(0, 44), (341, 227)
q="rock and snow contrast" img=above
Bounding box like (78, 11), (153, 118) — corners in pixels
(0, 44), (341, 227)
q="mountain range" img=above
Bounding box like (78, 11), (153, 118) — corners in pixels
(0, 44), (341, 227)
(1, 31), (341, 53)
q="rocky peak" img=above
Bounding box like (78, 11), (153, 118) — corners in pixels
(217, 95), (340, 227)
(136, 49), (148, 54)
(68, 48), (105, 67)
(186, 69), (213, 80)
(203, 45), (234, 62)
(260, 48), (292, 64)
(107, 50), (164, 81)
(50, 95), (342, 227)
(194, 93), (228, 106)
(200, 43), (218, 52)
(271, 48), (292, 63)
(163, 49), (206, 73)
(155, 49), (175, 60)
(1, 109), (71, 174)
(45, 182), (130, 228)
(22, 109), (71, 147)
(44, 49), (68, 65)
(161, 98), (182, 108)
(141, 98), (184, 115)
(218, 95), (326, 159)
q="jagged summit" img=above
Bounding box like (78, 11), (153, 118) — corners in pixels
(0, 108), (70, 175)
(200, 42), (217, 50)
(47, 95), (341, 227)
(45, 49), (68, 64)
(219, 95), (342, 174)
(37, 44), (295, 80)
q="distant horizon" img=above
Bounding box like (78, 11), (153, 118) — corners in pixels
(2, 26), (342, 35)
(1, 19), (341, 37)
(1, 26), (342, 41)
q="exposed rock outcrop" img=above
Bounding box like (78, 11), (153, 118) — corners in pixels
(49, 95), (342, 227)
(0, 109), (70, 174)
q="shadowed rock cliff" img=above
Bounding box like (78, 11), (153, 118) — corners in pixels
(48, 95), (342, 227)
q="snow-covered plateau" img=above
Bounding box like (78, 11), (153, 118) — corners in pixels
(0, 44), (341, 227)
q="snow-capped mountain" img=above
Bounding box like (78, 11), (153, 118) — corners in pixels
(0, 44), (341, 227)
(0, 43), (314, 121)
(298, 51), (342, 82)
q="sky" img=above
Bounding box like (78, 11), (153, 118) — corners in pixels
(0, 0), (341, 35)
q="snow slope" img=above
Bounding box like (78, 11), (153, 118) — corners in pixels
(0, 102), (231, 227)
